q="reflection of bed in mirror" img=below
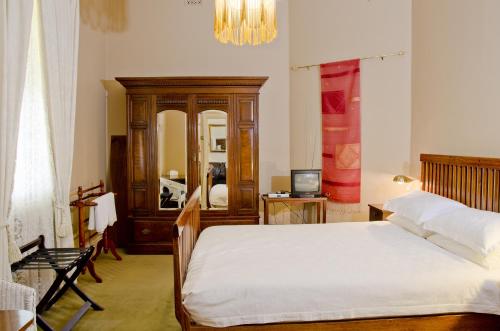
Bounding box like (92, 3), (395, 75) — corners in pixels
(160, 176), (187, 209)
(206, 162), (227, 209)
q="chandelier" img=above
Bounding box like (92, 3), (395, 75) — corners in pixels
(214, 0), (277, 46)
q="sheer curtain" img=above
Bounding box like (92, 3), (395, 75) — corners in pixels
(40, 0), (80, 248)
(10, 0), (55, 297)
(0, 0), (34, 281)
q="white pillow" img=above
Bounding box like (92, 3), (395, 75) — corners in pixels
(383, 190), (466, 225)
(387, 214), (433, 238)
(427, 233), (500, 270)
(423, 207), (500, 255)
(209, 184), (228, 208)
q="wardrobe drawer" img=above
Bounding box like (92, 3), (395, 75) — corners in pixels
(133, 220), (172, 242)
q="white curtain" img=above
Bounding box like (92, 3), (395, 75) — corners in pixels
(0, 0), (34, 281)
(39, 0), (80, 248)
(10, 0), (55, 298)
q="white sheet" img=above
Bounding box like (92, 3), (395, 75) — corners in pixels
(182, 222), (500, 327)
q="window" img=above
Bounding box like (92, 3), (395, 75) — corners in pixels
(11, 0), (54, 250)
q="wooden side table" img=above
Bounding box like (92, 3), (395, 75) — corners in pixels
(0, 310), (34, 331)
(368, 203), (393, 221)
(261, 195), (327, 224)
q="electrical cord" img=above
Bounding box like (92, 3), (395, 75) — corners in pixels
(280, 202), (306, 224)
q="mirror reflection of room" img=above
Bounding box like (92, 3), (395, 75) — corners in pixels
(198, 110), (228, 210)
(157, 110), (187, 210)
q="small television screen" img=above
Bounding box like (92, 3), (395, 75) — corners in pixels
(291, 169), (322, 197)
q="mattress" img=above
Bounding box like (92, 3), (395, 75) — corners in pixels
(182, 222), (500, 327)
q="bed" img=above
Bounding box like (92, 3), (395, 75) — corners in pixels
(173, 154), (500, 330)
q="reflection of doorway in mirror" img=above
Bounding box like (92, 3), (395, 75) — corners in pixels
(157, 110), (187, 210)
(198, 110), (228, 210)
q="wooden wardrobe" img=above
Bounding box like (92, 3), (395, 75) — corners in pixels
(116, 77), (267, 254)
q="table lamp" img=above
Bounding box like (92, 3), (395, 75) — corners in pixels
(393, 175), (415, 184)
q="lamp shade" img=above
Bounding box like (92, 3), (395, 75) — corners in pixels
(393, 175), (414, 184)
(214, 0), (277, 46)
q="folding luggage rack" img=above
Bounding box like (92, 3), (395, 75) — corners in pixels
(11, 235), (103, 331)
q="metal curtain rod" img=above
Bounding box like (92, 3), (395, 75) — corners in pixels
(290, 51), (405, 71)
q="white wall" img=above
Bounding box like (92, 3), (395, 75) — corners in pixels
(289, 0), (413, 219)
(71, 20), (106, 192)
(411, 0), (500, 175)
(103, 0), (291, 194)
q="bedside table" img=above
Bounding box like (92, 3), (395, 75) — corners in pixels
(368, 203), (393, 221)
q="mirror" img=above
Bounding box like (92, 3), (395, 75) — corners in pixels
(157, 110), (187, 210)
(198, 110), (228, 210)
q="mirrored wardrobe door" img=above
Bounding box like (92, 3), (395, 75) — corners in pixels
(157, 109), (188, 210)
(197, 110), (228, 210)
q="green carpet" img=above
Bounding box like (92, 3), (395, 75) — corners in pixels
(41, 250), (181, 331)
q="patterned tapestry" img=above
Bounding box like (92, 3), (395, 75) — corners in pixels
(320, 59), (361, 203)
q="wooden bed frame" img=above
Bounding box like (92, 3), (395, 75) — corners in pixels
(173, 154), (500, 330)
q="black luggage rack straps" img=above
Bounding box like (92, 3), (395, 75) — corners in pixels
(11, 235), (103, 331)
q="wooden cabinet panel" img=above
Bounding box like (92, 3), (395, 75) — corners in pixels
(237, 186), (256, 212)
(234, 94), (258, 215)
(237, 97), (255, 123)
(131, 96), (148, 124)
(131, 130), (147, 183)
(133, 220), (172, 243)
(128, 95), (151, 214)
(238, 128), (254, 182)
(196, 95), (230, 108)
(132, 189), (147, 210)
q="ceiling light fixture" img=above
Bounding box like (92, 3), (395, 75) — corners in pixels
(214, 0), (277, 46)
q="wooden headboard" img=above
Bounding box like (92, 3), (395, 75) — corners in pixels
(420, 154), (500, 212)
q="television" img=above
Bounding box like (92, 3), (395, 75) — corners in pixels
(291, 169), (322, 198)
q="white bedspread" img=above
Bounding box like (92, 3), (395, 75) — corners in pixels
(182, 222), (500, 327)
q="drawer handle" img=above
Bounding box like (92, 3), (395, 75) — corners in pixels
(141, 228), (151, 235)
